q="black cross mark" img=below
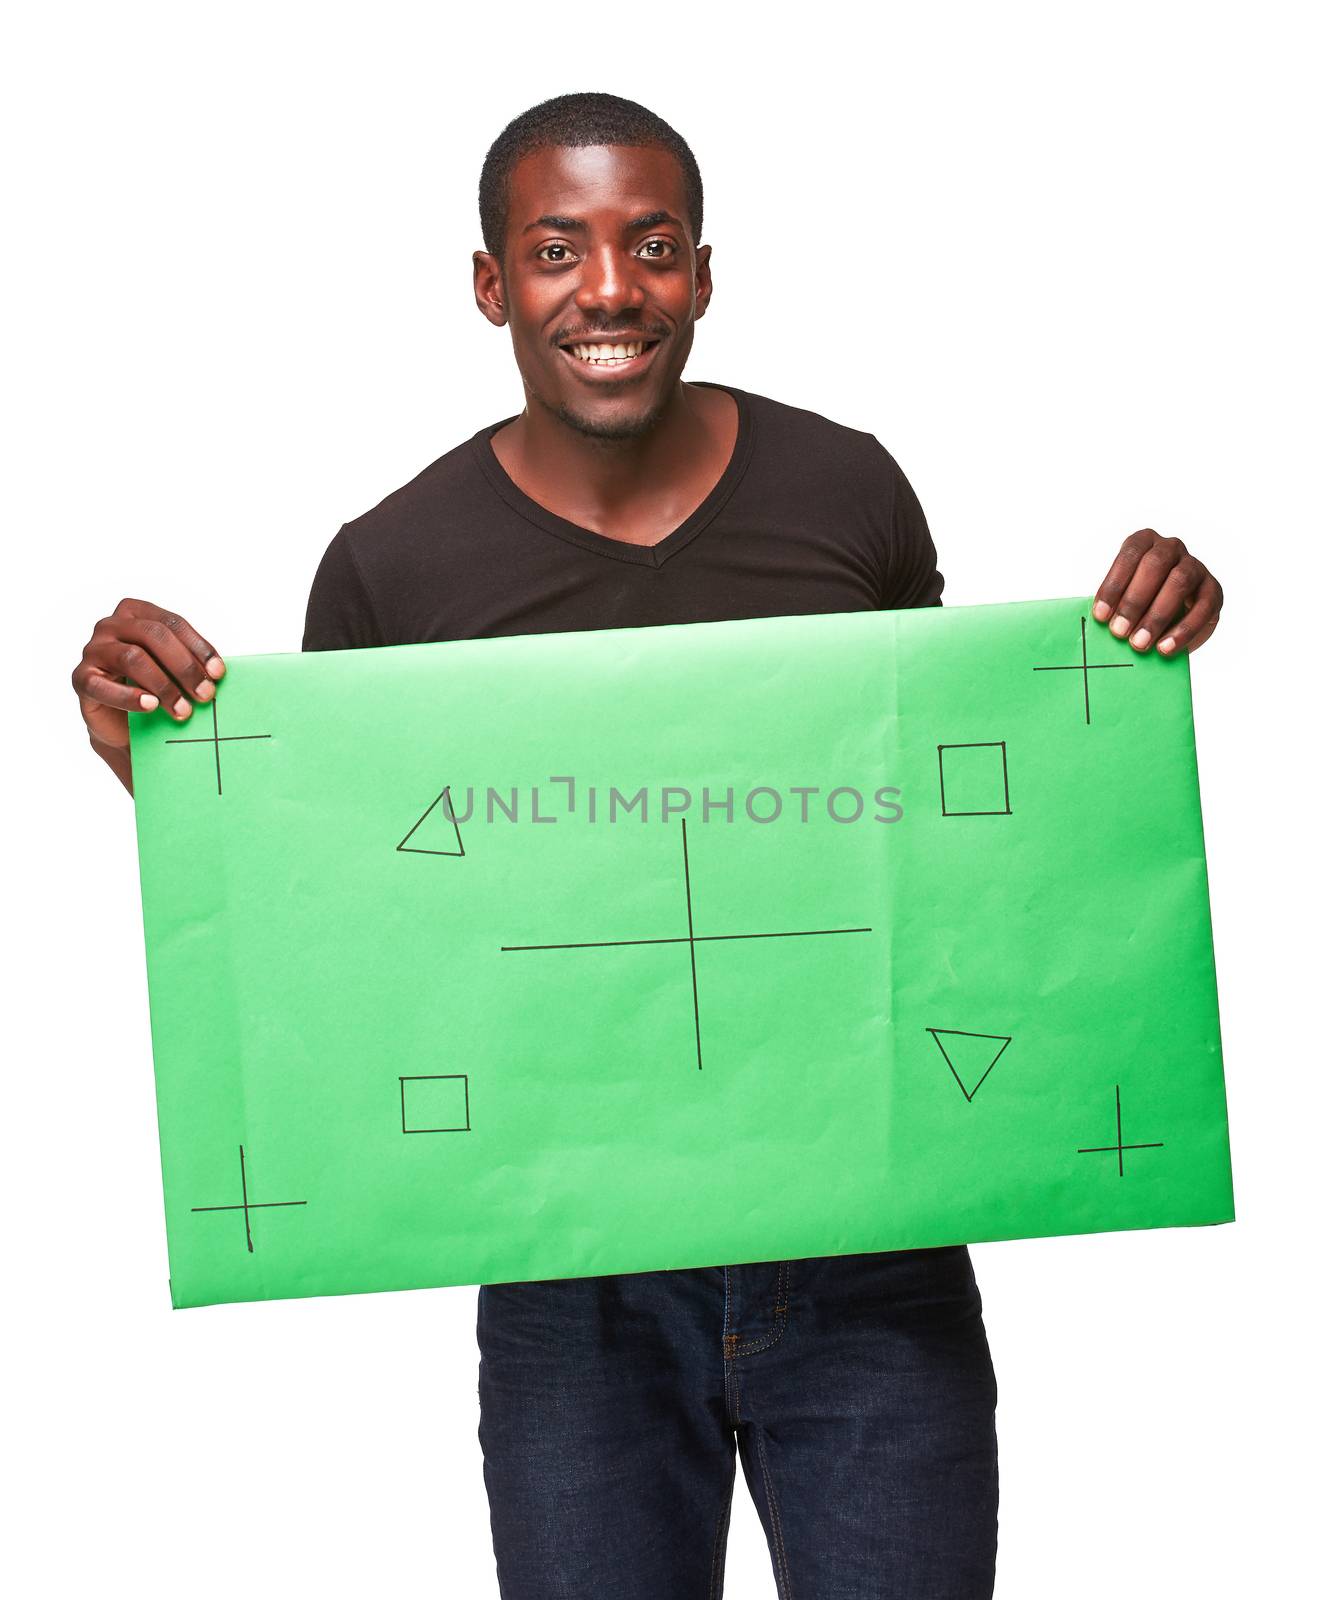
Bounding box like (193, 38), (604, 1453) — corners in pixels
(190, 1144), (307, 1253)
(164, 699), (272, 795)
(1032, 615), (1133, 724)
(1077, 1085), (1164, 1177)
(502, 819), (872, 1070)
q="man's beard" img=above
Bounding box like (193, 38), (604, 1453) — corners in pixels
(544, 388), (671, 442)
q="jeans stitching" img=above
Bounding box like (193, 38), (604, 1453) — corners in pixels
(707, 1481), (732, 1599)
(732, 1260), (791, 1357)
(754, 1426), (793, 1599)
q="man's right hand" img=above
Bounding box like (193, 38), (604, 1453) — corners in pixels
(73, 598), (226, 796)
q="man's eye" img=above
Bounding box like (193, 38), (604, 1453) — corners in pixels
(636, 238), (676, 259)
(538, 243), (575, 263)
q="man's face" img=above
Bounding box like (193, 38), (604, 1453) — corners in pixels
(475, 143), (711, 440)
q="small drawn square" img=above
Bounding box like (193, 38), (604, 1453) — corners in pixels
(938, 742), (1012, 817)
(400, 1074), (471, 1134)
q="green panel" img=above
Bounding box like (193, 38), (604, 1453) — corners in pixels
(128, 597), (1232, 1308)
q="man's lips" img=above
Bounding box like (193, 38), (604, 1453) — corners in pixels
(556, 336), (663, 383)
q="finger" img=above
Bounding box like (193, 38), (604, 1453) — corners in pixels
(113, 598), (226, 682)
(1092, 530), (1156, 623)
(74, 661), (162, 714)
(93, 615), (220, 717)
(1156, 580), (1223, 656)
(1126, 557), (1206, 651)
(84, 630), (201, 720)
(1104, 540), (1185, 640)
(117, 613), (222, 702)
(72, 665), (151, 751)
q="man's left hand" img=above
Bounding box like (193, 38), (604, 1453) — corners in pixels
(1092, 529), (1223, 655)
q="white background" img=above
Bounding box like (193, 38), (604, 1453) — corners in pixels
(6, 2), (1333, 1594)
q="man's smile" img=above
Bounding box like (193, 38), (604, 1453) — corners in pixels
(557, 336), (663, 380)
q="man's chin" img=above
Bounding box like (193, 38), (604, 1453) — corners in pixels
(551, 391), (669, 442)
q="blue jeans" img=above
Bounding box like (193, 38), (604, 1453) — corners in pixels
(476, 1247), (998, 1598)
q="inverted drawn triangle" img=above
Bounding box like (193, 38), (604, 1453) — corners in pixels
(926, 1027), (1012, 1102)
(397, 786), (465, 857)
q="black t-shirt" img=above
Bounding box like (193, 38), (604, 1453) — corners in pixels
(301, 382), (943, 653)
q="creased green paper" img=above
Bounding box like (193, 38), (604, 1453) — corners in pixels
(129, 597), (1233, 1309)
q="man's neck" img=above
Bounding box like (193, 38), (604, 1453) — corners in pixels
(489, 381), (738, 547)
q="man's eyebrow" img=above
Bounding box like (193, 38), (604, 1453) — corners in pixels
(626, 210), (682, 232)
(523, 214), (586, 233)
(521, 210), (685, 234)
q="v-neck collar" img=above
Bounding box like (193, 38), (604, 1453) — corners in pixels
(469, 382), (755, 569)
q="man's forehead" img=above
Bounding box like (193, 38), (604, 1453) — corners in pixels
(508, 143), (689, 225)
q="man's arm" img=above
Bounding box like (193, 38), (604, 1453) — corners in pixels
(870, 440), (1223, 653)
(72, 523), (383, 797)
(302, 526), (386, 653)
(875, 443), (945, 610)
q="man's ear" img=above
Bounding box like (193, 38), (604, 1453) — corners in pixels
(473, 251), (508, 327)
(693, 243), (714, 320)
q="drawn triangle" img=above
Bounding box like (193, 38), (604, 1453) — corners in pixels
(926, 1027), (1012, 1102)
(397, 786), (465, 857)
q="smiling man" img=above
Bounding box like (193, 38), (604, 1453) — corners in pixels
(74, 93), (1223, 1599)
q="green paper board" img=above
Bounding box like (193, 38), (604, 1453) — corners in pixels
(128, 596), (1233, 1309)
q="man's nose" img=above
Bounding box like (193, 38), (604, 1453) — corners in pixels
(573, 245), (646, 318)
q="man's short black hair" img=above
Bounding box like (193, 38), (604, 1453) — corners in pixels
(478, 92), (703, 259)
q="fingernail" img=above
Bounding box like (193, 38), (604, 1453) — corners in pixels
(206, 656), (226, 678)
(1110, 616), (1131, 638)
(1092, 601), (1111, 621)
(139, 692), (159, 711)
(196, 681), (216, 700)
(1131, 628), (1151, 650)
(174, 697), (190, 717)
(1158, 636), (1176, 654)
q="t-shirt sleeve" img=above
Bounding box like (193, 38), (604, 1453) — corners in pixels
(301, 526), (386, 652)
(874, 443), (945, 610)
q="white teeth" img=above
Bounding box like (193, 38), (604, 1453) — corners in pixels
(570, 341), (648, 364)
